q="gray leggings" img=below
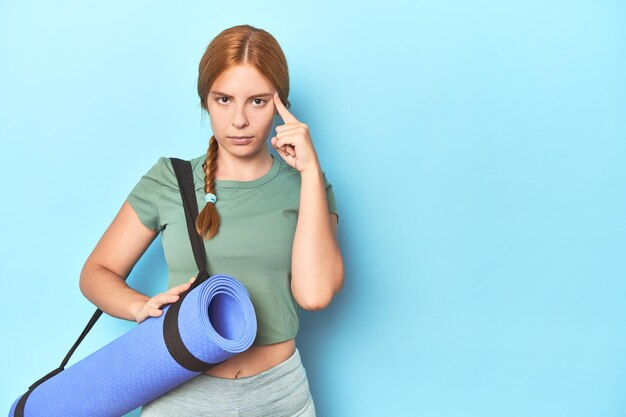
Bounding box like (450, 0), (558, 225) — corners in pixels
(139, 348), (316, 417)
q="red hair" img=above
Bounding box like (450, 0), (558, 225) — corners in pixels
(195, 24), (290, 240)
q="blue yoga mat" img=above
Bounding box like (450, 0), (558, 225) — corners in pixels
(9, 274), (257, 417)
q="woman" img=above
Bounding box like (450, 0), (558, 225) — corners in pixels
(79, 24), (344, 416)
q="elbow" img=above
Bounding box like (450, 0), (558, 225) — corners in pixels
(292, 256), (345, 311)
(297, 291), (334, 311)
(78, 265), (90, 297)
(294, 274), (344, 311)
(79, 262), (98, 297)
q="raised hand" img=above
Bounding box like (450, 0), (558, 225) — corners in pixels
(270, 92), (320, 174)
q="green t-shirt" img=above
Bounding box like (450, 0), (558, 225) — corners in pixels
(126, 152), (338, 345)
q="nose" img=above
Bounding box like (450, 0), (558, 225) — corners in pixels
(232, 105), (249, 129)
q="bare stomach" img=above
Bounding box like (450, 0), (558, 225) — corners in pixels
(202, 338), (295, 378)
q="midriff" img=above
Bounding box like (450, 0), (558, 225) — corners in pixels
(202, 338), (295, 378)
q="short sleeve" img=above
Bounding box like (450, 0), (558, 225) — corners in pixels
(126, 156), (168, 232)
(323, 172), (339, 224)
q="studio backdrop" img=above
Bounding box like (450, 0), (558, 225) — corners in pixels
(1, 1), (625, 416)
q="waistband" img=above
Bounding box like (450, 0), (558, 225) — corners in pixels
(197, 347), (302, 387)
(140, 348), (310, 413)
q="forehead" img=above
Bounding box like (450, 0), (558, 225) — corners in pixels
(211, 64), (274, 95)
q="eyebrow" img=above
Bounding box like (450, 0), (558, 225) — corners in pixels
(210, 91), (274, 99)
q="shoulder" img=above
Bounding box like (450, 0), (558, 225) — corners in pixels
(141, 156), (179, 191)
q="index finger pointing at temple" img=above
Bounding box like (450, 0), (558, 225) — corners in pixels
(273, 92), (298, 124)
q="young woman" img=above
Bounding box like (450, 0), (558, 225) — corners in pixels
(79, 24), (344, 416)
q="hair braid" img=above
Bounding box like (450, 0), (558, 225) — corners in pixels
(195, 135), (220, 240)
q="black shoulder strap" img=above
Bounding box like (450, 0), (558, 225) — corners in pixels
(161, 157), (215, 372)
(14, 157), (214, 416)
(169, 158), (209, 277)
(14, 307), (105, 415)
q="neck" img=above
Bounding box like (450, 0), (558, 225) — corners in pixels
(215, 149), (273, 181)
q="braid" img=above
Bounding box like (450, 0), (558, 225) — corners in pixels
(195, 135), (221, 240)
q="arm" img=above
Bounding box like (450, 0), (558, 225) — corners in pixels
(290, 167), (344, 310)
(79, 200), (157, 321)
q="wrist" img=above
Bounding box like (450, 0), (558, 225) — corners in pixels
(300, 163), (322, 179)
(129, 295), (150, 322)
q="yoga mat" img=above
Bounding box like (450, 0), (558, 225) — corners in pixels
(9, 274), (257, 417)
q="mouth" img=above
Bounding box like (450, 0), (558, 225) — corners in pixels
(228, 136), (254, 145)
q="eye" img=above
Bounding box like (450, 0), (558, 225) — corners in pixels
(252, 98), (266, 106)
(217, 96), (230, 104)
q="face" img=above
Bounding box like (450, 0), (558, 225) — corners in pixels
(206, 64), (278, 159)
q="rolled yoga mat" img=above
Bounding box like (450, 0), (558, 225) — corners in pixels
(9, 273), (257, 417)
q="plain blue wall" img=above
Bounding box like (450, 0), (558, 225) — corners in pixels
(1, 1), (625, 416)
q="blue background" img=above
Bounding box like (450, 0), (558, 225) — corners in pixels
(1, 1), (625, 416)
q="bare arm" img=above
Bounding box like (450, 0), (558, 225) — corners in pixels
(290, 168), (344, 310)
(79, 200), (159, 322)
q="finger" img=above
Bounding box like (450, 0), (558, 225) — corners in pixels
(275, 124), (305, 133)
(164, 293), (180, 303)
(273, 139), (297, 158)
(272, 140), (289, 157)
(273, 135), (300, 154)
(271, 137), (291, 156)
(168, 281), (192, 294)
(274, 142), (296, 159)
(156, 293), (180, 305)
(281, 148), (295, 158)
(273, 92), (298, 124)
(273, 133), (296, 146)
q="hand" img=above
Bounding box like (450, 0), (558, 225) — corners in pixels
(133, 276), (196, 324)
(270, 92), (321, 174)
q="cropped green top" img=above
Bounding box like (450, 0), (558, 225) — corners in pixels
(126, 152), (339, 345)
